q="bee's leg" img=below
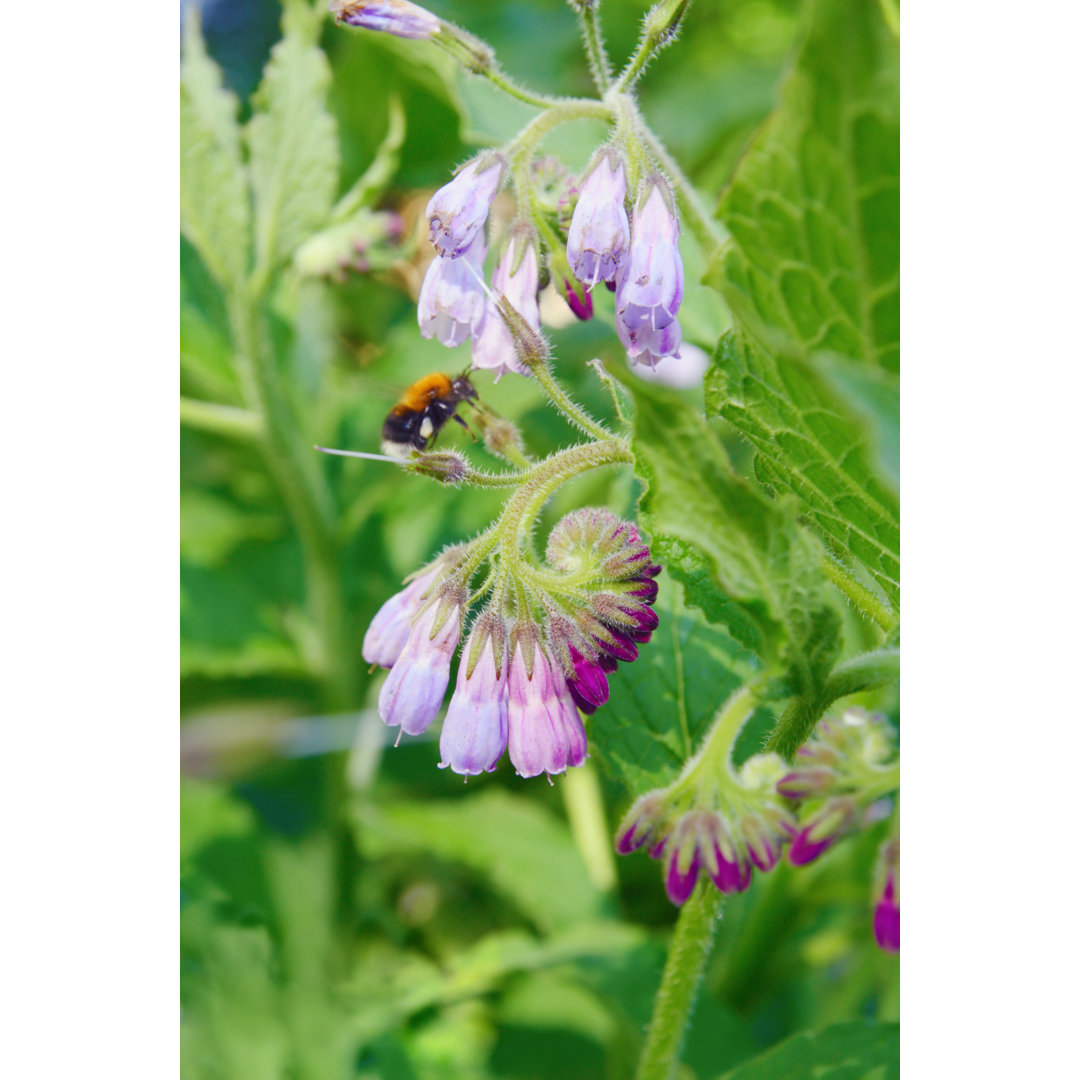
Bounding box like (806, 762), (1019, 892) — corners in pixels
(452, 413), (479, 442)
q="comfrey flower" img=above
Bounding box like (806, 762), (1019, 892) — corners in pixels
(329, 0), (441, 40)
(567, 149), (630, 290)
(378, 586), (465, 737)
(417, 233), (487, 347)
(615, 174), (684, 369)
(616, 692), (796, 905)
(426, 155), (506, 259)
(439, 614), (509, 775)
(363, 508), (661, 777)
(778, 707), (899, 867)
(471, 227), (540, 381)
(872, 838), (900, 953)
(506, 626), (587, 779)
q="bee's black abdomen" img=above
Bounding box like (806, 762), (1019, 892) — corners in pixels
(382, 409), (427, 450)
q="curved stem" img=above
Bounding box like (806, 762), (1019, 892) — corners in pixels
(579, 6), (612, 92)
(634, 884), (724, 1080)
(530, 361), (610, 440)
(507, 99), (613, 162)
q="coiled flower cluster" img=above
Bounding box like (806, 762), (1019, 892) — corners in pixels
(362, 508), (661, 778)
(615, 689), (796, 904)
(777, 707), (900, 952)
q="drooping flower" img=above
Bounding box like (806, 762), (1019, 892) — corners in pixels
(872, 839), (900, 953)
(567, 149), (631, 290)
(329, 0), (441, 40)
(471, 227), (540, 381)
(439, 615), (509, 775)
(426, 155), (506, 258)
(362, 565), (443, 669)
(417, 233), (487, 347)
(506, 629), (587, 778)
(378, 591), (463, 736)
(615, 175), (684, 369)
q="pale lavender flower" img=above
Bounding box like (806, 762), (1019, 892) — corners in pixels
(439, 624), (509, 775)
(378, 599), (462, 736)
(329, 0), (441, 39)
(361, 567), (440, 669)
(417, 233), (487, 347)
(426, 156), (505, 258)
(506, 636), (587, 778)
(615, 175), (683, 368)
(471, 228), (540, 381)
(567, 150), (630, 289)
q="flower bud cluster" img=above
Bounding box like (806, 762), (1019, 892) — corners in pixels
(777, 707), (899, 866)
(777, 707), (900, 954)
(363, 508), (660, 778)
(616, 747), (795, 905)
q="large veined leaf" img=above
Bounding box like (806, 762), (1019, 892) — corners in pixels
(714, 1021), (899, 1080)
(247, 0), (340, 287)
(590, 579), (759, 794)
(629, 380), (842, 715)
(708, 332), (900, 609)
(180, 10), (251, 289)
(708, 0), (899, 373)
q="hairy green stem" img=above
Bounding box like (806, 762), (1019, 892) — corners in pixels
(635, 884), (724, 1080)
(822, 555), (897, 633)
(579, 5), (612, 92)
(228, 290), (358, 711)
(530, 361), (610, 440)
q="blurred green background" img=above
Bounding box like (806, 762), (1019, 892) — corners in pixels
(180, 2), (898, 1077)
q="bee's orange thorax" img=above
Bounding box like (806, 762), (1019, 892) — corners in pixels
(397, 373), (453, 413)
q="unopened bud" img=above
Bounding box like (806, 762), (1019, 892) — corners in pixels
(475, 413), (527, 464)
(330, 0), (441, 40)
(407, 450), (469, 486)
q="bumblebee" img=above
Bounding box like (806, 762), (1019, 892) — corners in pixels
(381, 372), (479, 457)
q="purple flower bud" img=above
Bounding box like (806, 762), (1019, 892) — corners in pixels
(787, 799), (858, 866)
(873, 871), (900, 953)
(776, 767), (836, 799)
(568, 646), (610, 709)
(615, 791), (667, 855)
(665, 846), (701, 905)
(426, 156), (505, 258)
(471, 229), (540, 381)
(417, 234), (487, 347)
(741, 816), (780, 873)
(439, 627), (509, 776)
(567, 150), (630, 289)
(330, 0), (441, 39)
(615, 176), (683, 368)
(378, 599), (462, 736)
(507, 638), (587, 778)
(561, 278), (594, 321)
(361, 567), (440, 669)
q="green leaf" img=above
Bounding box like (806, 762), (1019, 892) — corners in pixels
(714, 1021), (899, 1080)
(180, 9), (252, 289)
(353, 790), (604, 933)
(247, 0), (339, 288)
(590, 579), (759, 793)
(707, 331), (899, 610)
(629, 380), (841, 710)
(708, 0), (899, 373)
